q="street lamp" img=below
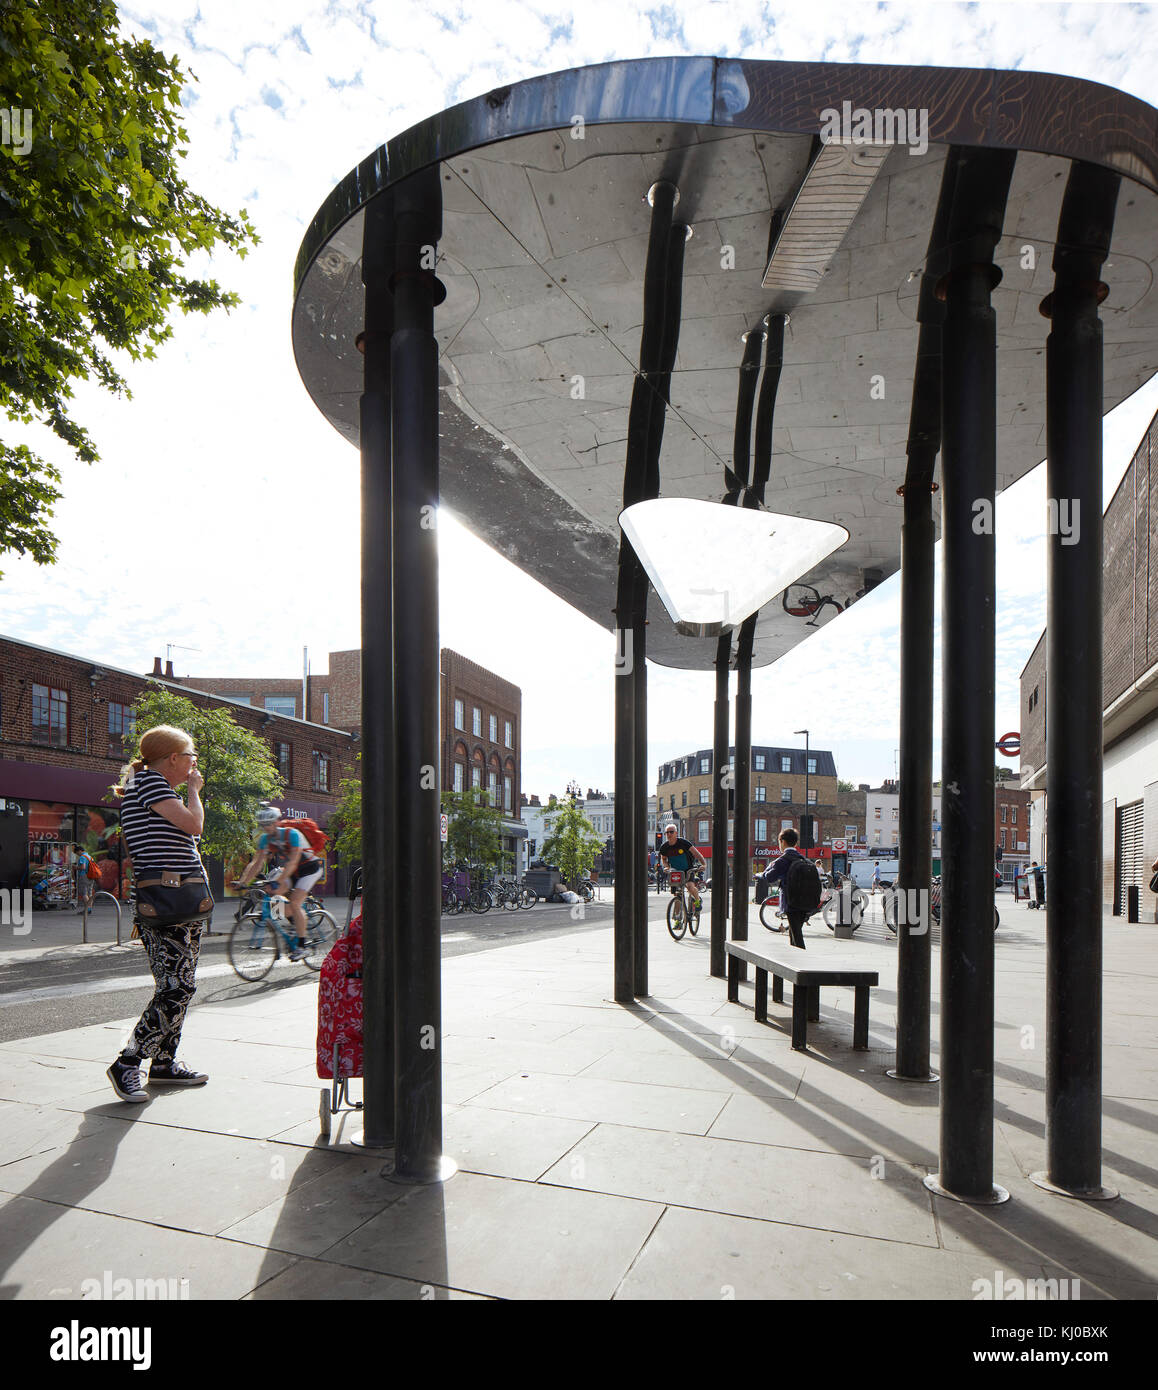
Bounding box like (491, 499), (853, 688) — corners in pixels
(795, 729), (810, 850)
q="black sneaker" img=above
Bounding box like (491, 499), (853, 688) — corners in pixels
(107, 1057), (149, 1103)
(149, 1060), (208, 1086)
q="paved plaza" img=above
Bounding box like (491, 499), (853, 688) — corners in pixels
(1, 895), (1155, 1303)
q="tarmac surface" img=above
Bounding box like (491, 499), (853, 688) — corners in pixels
(1, 892), (1155, 1305)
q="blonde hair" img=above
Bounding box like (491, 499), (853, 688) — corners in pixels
(114, 725), (194, 797)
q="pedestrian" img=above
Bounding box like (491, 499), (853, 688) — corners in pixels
(73, 843), (95, 913)
(105, 725), (210, 1103)
(764, 827), (819, 949)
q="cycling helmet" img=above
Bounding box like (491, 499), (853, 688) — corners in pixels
(256, 805), (281, 826)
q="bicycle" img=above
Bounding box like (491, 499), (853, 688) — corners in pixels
(517, 876), (538, 910)
(490, 878), (521, 912)
(227, 878), (339, 981)
(665, 869), (702, 940)
(884, 876), (999, 934)
(442, 883), (459, 914)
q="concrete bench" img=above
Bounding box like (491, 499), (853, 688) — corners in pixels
(725, 940), (879, 1051)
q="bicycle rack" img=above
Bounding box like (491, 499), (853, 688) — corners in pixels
(81, 891), (124, 946)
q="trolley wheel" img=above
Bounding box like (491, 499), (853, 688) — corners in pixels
(666, 897), (686, 940)
(994, 907), (1000, 932)
(228, 917), (278, 981)
(319, 1087), (331, 1138)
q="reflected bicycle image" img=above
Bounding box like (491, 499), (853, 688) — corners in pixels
(226, 877), (340, 981)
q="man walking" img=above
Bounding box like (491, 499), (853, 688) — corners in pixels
(765, 828), (818, 949)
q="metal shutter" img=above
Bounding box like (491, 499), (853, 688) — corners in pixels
(1116, 801), (1145, 914)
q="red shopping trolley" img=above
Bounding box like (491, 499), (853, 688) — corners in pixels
(316, 903), (364, 1137)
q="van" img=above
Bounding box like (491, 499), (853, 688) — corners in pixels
(849, 858), (899, 889)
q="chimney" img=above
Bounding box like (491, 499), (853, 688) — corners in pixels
(164, 660), (175, 678)
(151, 657), (163, 677)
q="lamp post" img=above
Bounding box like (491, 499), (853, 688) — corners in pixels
(795, 729), (810, 851)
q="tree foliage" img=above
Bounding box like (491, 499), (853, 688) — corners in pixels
(127, 685), (282, 864)
(441, 786), (505, 874)
(540, 795), (604, 887)
(837, 778), (855, 794)
(0, 0), (257, 572)
(327, 758), (362, 866)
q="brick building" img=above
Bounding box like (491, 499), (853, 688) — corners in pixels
(656, 744), (865, 871)
(0, 635), (354, 901)
(1021, 404), (1158, 915)
(183, 648), (361, 733)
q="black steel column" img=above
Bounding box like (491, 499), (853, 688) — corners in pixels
(389, 168), (453, 1183)
(1033, 160), (1120, 1201)
(709, 634), (731, 977)
(731, 615), (755, 946)
(927, 147), (1016, 1205)
(892, 151), (955, 1086)
(615, 180), (678, 1002)
(358, 191), (395, 1148)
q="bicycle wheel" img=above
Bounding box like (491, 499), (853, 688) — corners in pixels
(994, 907), (1000, 933)
(442, 889), (458, 915)
(301, 910), (339, 970)
(883, 889), (898, 935)
(467, 889), (490, 914)
(576, 881), (594, 903)
(758, 899), (782, 932)
(666, 896), (686, 940)
(688, 898), (701, 936)
(500, 888), (519, 912)
(519, 887), (537, 909)
(228, 916), (278, 981)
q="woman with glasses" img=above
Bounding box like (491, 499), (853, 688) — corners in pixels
(105, 725), (210, 1102)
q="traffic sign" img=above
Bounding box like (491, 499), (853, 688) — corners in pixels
(995, 731), (1021, 756)
(440, 813), (448, 843)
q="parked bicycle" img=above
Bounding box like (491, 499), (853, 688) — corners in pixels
(665, 868), (702, 940)
(883, 875), (999, 934)
(227, 878), (339, 980)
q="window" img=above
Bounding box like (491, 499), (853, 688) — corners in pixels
(1011, 807), (1017, 825)
(755, 786), (766, 802)
(781, 756), (791, 772)
(681, 791), (687, 807)
(107, 702), (135, 757)
(229, 694), (251, 705)
(845, 826), (857, 841)
(471, 765), (481, 789)
(312, 750), (331, 792)
(322, 691), (330, 725)
(265, 695), (296, 718)
(754, 818), (768, 842)
(755, 753), (765, 771)
(32, 684), (68, 747)
(728, 818), (734, 840)
(670, 796), (675, 811)
(504, 776), (513, 812)
(807, 757), (817, 775)
(1000, 828), (1007, 849)
(489, 714), (497, 742)
(781, 818), (793, 832)
(1001, 804), (1007, 822)
(874, 807), (881, 818)
(699, 789), (709, 804)
(505, 720), (513, 747)
(782, 787), (792, 802)
(455, 699), (464, 730)
(473, 707), (481, 736)
(488, 770), (498, 805)
(697, 820), (710, 844)
(891, 832), (898, 846)
(274, 741), (291, 782)
(454, 763), (464, 793)
(808, 790), (818, 805)
(700, 757), (710, 774)
(891, 807), (898, 819)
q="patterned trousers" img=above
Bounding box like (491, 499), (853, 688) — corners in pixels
(122, 919), (204, 1062)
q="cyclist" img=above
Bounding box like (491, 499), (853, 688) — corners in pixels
(235, 806), (323, 961)
(656, 824), (706, 916)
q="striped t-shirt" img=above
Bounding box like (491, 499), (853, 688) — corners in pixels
(120, 769), (203, 873)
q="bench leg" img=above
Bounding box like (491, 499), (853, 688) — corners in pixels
(807, 986), (820, 1022)
(772, 974), (784, 1004)
(755, 968), (768, 1024)
(853, 985), (869, 1049)
(791, 987), (809, 1050)
(727, 954), (739, 1003)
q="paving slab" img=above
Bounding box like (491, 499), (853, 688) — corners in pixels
(577, 1046), (803, 1099)
(317, 1169), (663, 1299)
(0, 1193), (296, 1301)
(54, 1076), (318, 1143)
(469, 1070), (729, 1135)
(707, 1092), (941, 1165)
(244, 1259), (491, 1300)
(613, 1204), (1081, 1301)
(539, 1121), (940, 1246)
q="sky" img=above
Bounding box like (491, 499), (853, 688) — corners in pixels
(4, 0), (1158, 801)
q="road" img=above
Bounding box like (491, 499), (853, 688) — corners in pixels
(0, 898), (628, 1045)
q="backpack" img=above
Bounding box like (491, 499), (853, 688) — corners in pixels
(86, 858), (101, 881)
(277, 817), (327, 859)
(784, 854), (822, 916)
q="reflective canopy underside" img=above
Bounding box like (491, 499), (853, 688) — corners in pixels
(293, 59), (1158, 669)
